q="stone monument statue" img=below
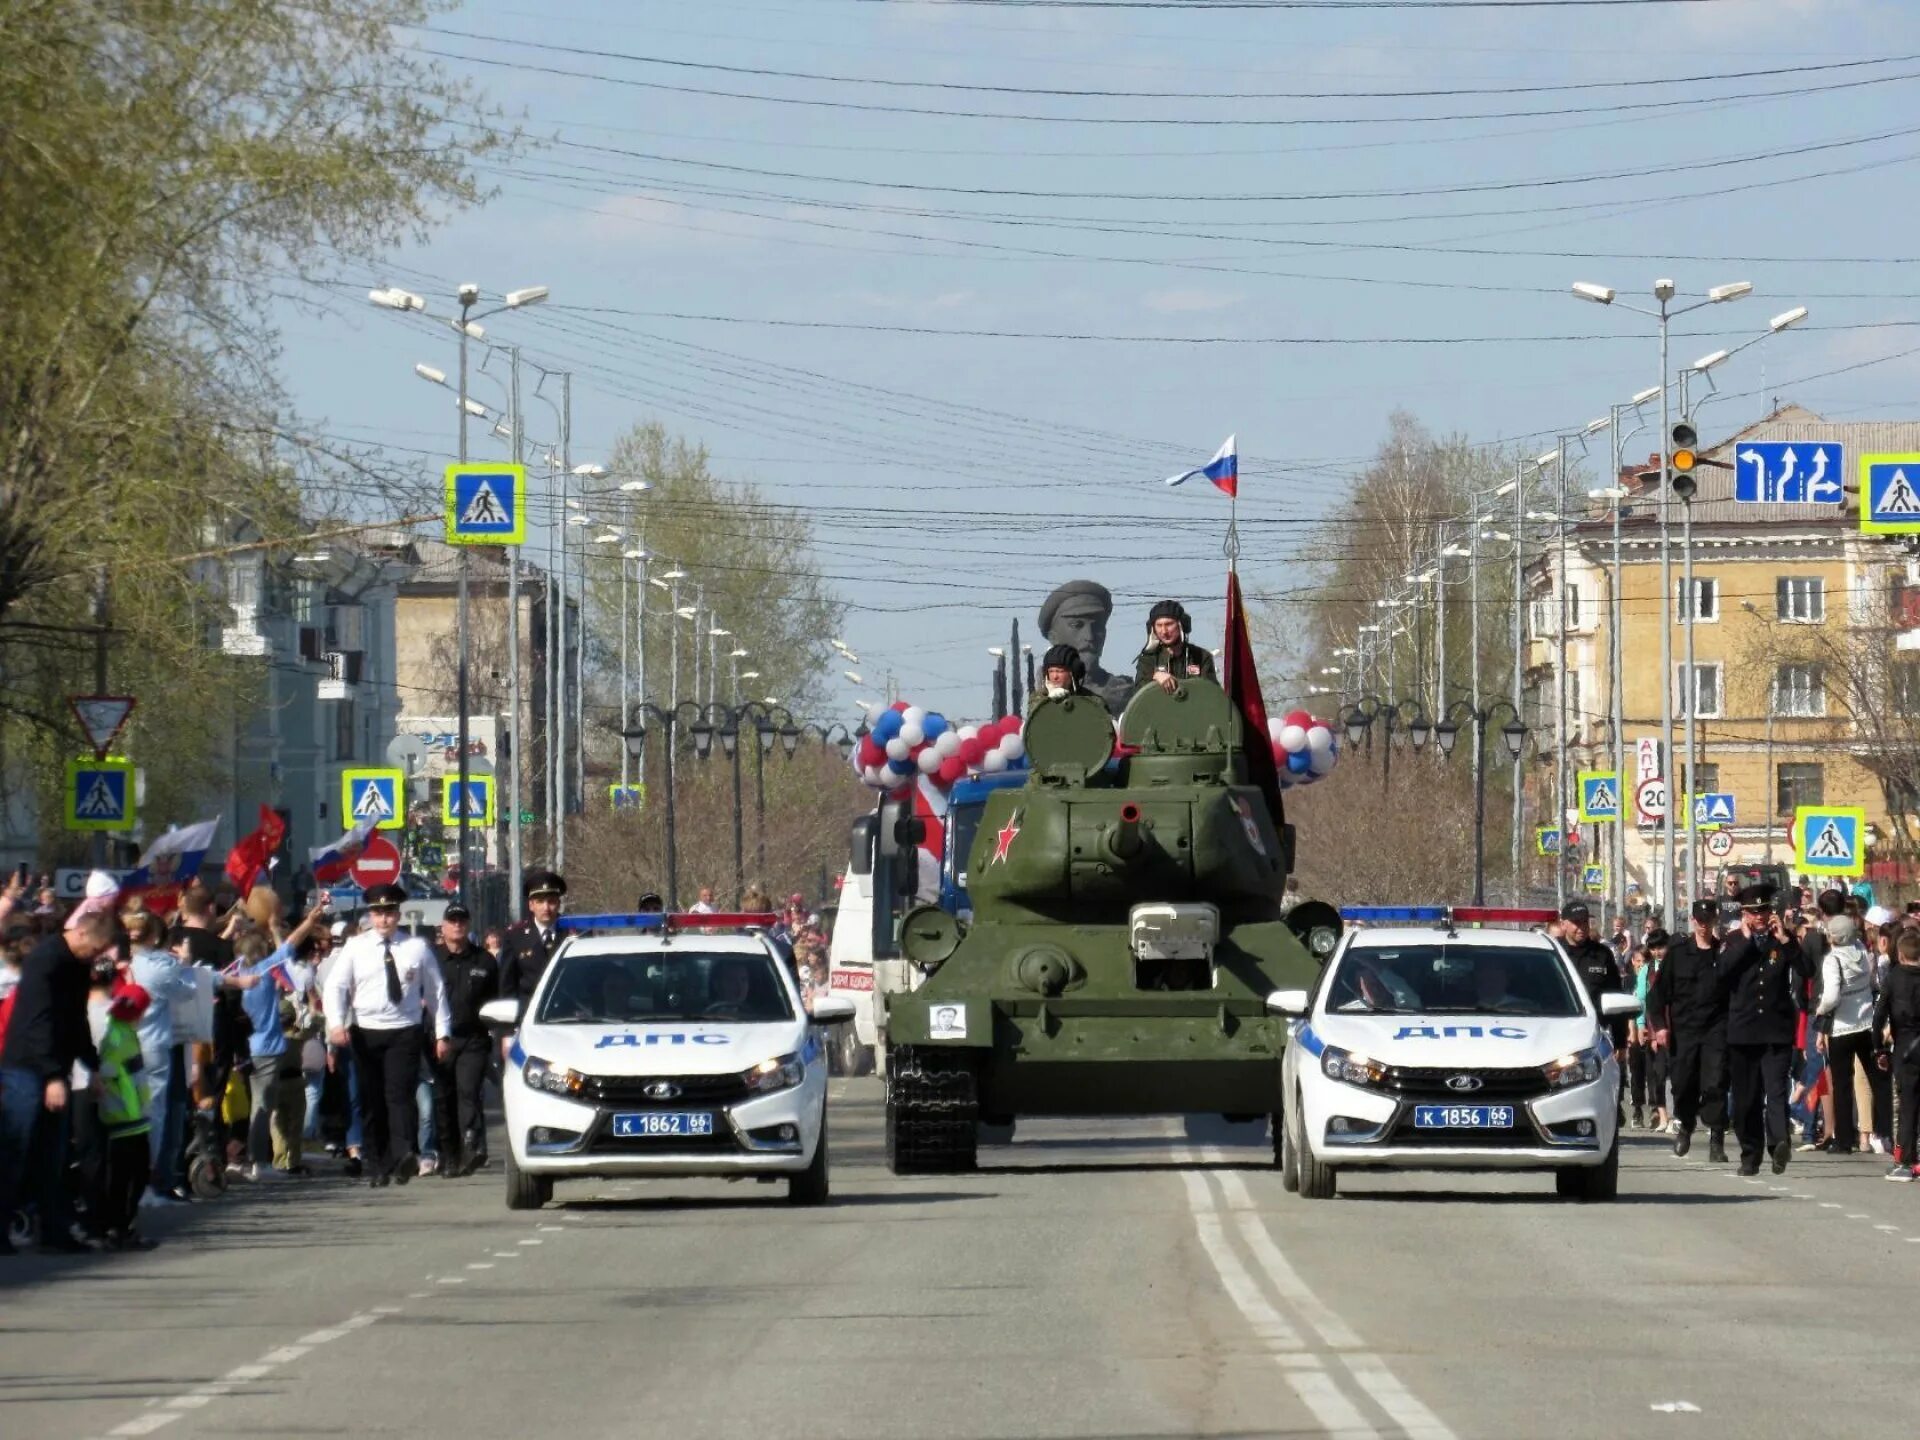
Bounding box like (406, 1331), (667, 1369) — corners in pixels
(1038, 579), (1133, 717)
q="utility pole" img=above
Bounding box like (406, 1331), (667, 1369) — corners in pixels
(90, 567), (110, 867)
(455, 289), (474, 912)
(1512, 460), (1527, 903)
(507, 347), (524, 916)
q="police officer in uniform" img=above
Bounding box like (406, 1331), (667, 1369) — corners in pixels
(1719, 884), (1810, 1176)
(431, 904), (497, 1177)
(1558, 901), (1625, 1013)
(500, 870), (567, 1025)
(1650, 899), (1731, 1162)
(1133, 600), (1217, 694)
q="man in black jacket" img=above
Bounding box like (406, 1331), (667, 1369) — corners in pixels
(1719, 885), (1811, 1176)
(431, 904), (498, 1177)
(0, 911), (116, 1255)
(1651, 899), (1731, 1162)
(1873, 928), (1920, 1182)
(499, 870), (566, 1022)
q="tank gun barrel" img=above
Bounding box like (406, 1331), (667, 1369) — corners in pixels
(1102, 803), (1145, 864)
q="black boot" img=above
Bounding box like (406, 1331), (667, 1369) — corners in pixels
(1632, 1105), (1645, 1129)
(1771, 1139), (1792, 1174)
(1674, 1127), (1692, 1157)
(1708, 1131), (1729, 1164)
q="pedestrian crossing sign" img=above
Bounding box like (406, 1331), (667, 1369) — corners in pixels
(342, 768), (405, 832)
(608, 783), (646, 811)
(1859, 453), (1920, 534)
(64, 757), (135, 832)
(1535, 826), (1561, 856)
(1793, 805), (1866, 875)
(443, 775), (496, 826)
(445, 463), (527, 545)
(1583, 863), (1606, 894)
(1577, 771), (1621, 822)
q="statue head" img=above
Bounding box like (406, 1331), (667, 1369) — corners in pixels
(1039, 580), (1112, 678)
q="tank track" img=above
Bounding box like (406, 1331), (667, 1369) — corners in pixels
(885, 1046), (979, 1174)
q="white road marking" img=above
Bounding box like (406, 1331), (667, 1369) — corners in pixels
(110, 1415), (182, 1435)
(165, 1394), (214, 1411)
(518, 1238), (542, 1245)
(435, 1276), (466, 1285)
(223, 1365), (270, 1382)
(298, 1328), (347, 1345)
(259, 1346), (310, 1365)
(372, 1306), (402, 1316)
(1845, 1213), (1869, 1220)
(1819, 1202), (1843, 1209)
(467, 1262), (495, 1270)
(1650, 1400), (1702, 1413)
(491, 1250), (520, 1258)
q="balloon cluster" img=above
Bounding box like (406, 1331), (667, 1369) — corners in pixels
(1268, 710), (1339, 789)
(852, 701), (1027, 793)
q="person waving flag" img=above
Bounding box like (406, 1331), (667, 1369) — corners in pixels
(1165, 435), (1237, 497)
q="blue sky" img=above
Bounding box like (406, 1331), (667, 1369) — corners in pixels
(288, 0), (1920, 724)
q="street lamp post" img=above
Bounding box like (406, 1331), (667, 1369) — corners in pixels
(1435, 700), (1529, 906)
(1340, 696), (1434, 794)
(1573, 276), (1752, 921)
(372, 281), (547, 912)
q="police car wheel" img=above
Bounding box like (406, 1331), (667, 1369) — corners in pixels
(1295, 1092), (1337, 1200)
(787, 1111), (830, 1206)
(1275, 1108), (1299, 1191)
(505, 1152), (551, 1211)
(1554, 1138), (1620, 1202)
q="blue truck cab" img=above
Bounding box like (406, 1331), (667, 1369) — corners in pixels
(939, 770), (1029, 918)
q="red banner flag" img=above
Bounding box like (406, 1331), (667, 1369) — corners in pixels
(224, 804), (286, 892)
(1221, 570), (1285, 830)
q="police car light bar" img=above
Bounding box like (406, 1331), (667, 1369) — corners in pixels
(1452, 906), (1561, 926)
(1338, 906), (1449, 923)
(1336, 905), (1559, 927)
(556, 911), (780, 932)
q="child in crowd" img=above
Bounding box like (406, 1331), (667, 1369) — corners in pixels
(85, 962), (156, 1248)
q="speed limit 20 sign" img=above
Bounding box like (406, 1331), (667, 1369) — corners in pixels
(1635, 777), (1669, 824)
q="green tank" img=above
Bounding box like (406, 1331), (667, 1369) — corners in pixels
(882, 678), (1340, 1173)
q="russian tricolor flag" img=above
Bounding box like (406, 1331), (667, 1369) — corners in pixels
(310, 816), (379, 885)
(121, 818), (220, 913)
(1165, 435), (1237, 497)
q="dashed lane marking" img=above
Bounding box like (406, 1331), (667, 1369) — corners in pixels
(467, 1262), (495, 1270)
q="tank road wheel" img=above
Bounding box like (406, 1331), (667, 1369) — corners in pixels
(885, 1046), (980, 1175)
(1294, 1090), (1337, 1200)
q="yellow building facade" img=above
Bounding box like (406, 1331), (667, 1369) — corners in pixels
(1537, 406), (1920, 905)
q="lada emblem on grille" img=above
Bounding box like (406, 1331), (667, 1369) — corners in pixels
(643, 1081), (682, 1100)
(1444, 1075), (1483, 1093)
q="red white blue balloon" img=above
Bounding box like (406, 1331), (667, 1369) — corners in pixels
(852, 700), (1029, 794)
(1268, 709), (1339, 789)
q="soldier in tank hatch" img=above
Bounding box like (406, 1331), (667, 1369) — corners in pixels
(1134, 600), (1216, 695)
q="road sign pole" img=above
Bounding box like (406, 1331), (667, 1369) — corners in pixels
(1657, 291), (1679, 926)
(508, 346), (524, 920)
(457, 294), (473, 913)
(90, 567), (109, 866)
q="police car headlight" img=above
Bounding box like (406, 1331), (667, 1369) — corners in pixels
(743, 1052), (804, 1095)
(1543, 1048), (1603, 1091)
(1319, 1045), (1387, 1088)
(522, 1056), (585, 1097)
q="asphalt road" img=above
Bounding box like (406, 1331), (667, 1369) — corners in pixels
(3, 1080), (1917, 1440)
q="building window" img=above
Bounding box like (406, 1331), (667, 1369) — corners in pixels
(1677, 577), (1718, 621)
(1675, 663), (1721, 718)
(1777, 762), (1824, 814)
(1771, 663), (1825, 717)
(1777, 576), (1825, 623)
(333, 699), (357, 762)
(1896, 661), (1920, 718)
(1564, 585), (1581, 629)
(1681, 762), (1720, 795)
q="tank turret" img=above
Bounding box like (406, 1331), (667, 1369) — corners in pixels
(883, 675), (1338, 1175)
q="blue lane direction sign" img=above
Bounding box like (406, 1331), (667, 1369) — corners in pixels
(1693, 792), (1736, 829)
(445, 463), (527, 545)
(1733, 442), (1843, 505)
(1861, 453), (1920, 534)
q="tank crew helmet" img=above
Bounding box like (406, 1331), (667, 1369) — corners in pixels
(1041, 643), (1085, 683)
(1147, 599), (1192, 636)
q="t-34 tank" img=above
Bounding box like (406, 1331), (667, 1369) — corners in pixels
(882, 677), (1340, 1173)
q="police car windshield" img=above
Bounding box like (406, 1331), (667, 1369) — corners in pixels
(1328, 942), (1582, 1018)
(535, 950), (794, 1025)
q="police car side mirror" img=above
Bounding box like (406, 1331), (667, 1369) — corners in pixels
(811, 995), (857, 1025)
(1598, 993), (1641, 1020)
(1265, 988), (1311, 1017)
(479, 998), (520, 1030)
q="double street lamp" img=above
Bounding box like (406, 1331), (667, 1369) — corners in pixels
(1340, 696), (1434, 792)
(1432, 700), (1530, 905)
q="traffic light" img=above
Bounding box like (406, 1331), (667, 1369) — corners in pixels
(1669, 422), (1698, 500)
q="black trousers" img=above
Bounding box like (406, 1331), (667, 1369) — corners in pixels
(1893, 1044), (1920, 1166)
(350, 1025), (423, 1179)
(1627, 1043), (1648, 1108)
(1728, 1041), (1793, 1166)
(1828, 1029), (1879, 1148)
(432, 1033), (491, 1168)
(1669, 1027), (1728, 1133)
(90, 1132), (149, 1238)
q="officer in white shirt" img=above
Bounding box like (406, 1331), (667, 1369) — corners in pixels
(323, 884), (450, 1188)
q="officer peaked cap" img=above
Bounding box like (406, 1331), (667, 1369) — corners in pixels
(524, 869), (567, 899)
(364, 883), (406, 909)
(1737, 883), (1775, 909)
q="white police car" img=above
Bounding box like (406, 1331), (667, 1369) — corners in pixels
(480, 912), (856, 1209)
(1271, 906), (1640, 1202)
